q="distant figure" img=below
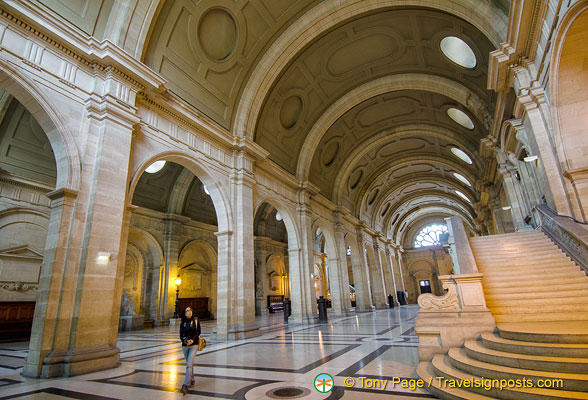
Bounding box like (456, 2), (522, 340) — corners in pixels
(120, 289), (137, 316)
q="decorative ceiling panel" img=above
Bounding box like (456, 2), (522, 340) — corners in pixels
(144, 0), (316, 128)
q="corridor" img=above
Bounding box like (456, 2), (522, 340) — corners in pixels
(0, 307), (432, 399)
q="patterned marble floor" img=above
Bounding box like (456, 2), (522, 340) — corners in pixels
(0, 306), (435, 399)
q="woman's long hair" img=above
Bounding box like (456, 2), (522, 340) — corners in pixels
(181, 307), (194, 324)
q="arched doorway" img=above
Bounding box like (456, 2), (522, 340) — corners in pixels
(0, 90), (57, 342)
(127, 160), (221, 327)
(253, 202), (291, 317)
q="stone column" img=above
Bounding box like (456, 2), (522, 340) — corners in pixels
(215, 230), (233, 339)
(162, 215), (183, 322)
(385, 245), (398, 306)
(24, 89), (138, 378)
(294, 184), (320, 323)
(367, 238), (387, 309)
(221, 151), (260, 339)
(497, 150), (532, 231)
(331, 222), (352, 316)
(350, 230), (373, 313)
(254, 238), (270, 316)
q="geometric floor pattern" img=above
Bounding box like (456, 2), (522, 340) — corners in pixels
(0, 306), (435, 399)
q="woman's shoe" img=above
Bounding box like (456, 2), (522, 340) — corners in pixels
(189, 379), (195, 387)
(180, 384), (189, 395)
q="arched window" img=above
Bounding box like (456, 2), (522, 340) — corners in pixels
(414, 224), (448, 248)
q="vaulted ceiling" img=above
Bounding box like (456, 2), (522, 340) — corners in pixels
(143, 0), (506, 245)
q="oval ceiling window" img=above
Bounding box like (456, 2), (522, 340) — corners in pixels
(452, 172), (472, 187)
(450, 147), (473, 165)
(454, 190), (471, 203)
(275, 212), (282, 222)
(440, 36), (476, 68)
(203, 184), (210, 195)
(145, 160), (166, 174)
(447, 108), (474, 130)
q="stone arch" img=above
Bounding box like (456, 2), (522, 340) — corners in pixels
(296, 74), (491, 181)
(549, 1), (588, 217)
(0, 60), (80, 192)
(128, 151), (232, 232)
(253, 196), (300, 251)
(332, 124), (480, 203)
(234, 0), (506, 139)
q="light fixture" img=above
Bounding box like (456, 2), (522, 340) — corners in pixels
(145, 160), (166, 174)
(447, 108), (475, 130)
(524, 155), (538, 163)
(97, 252), (111, 264)
(440, 36), (477, 68)
(502, 206), (512, 211)
(275, 212), (282, 221)
(450, 147), (473, 165)
(452, 172), (472, 187)
(203, 184), (210, 195)
(454, 190), (471, 203)
(175, 275), (182, 286)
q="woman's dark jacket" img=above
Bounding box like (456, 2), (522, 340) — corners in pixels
(180, 317), (201, 347)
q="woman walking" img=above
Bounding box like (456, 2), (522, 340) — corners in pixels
(179, 306), (201, 395)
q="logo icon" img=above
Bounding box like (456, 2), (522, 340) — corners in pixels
(314, 373), (334, 393)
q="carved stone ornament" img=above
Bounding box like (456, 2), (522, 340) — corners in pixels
(417, 285), (458, 310)
(1, 281), (38, 292)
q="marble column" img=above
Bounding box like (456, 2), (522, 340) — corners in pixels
(162, 215), (184, 322)
(371, 240), (388, 309)
(294, 185), (320, 323)
(330, 222), (352, 315)
(221, 156), (260, 339)
(385, 245), (398, 306)
(497, 150), (533, 231)
(24, 92), (138, 378)
(350, 230), (373, 313)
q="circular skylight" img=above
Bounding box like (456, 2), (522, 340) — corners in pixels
(440, 36), (476, 68)
(447, 108), (475, 130)
(452, 172), (472, 187)
(145, 160), (166, 174)
(203, 184), (210, 195)
(454, 190), (471, 203)
(450, 147), (473, 165)
(275, 212), (282, 222)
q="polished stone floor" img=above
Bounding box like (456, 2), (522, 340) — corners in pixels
(0, 306), (435, 399)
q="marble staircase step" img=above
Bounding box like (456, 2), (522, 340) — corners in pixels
(448, 348), (588, 394)
(486, 296), (588, 307)
(464, 340), (588, 374)
(475, 256), (572, 266)
(484, 276), (588, 289)
(484, 288), (588, 301)
(493, 312), (588, 323)
(417, 361), (496, 400)
(498, 322), (588, 343)
(481, 332), (588, 358)
(490, 304), (588, 316)
(483, 270), (585, 283)
(472, 248), (566, 257)
(484, 281), (588, 294)
(430, 354), (588, 399)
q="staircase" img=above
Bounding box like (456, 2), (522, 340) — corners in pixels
(417, 230), (588, 399)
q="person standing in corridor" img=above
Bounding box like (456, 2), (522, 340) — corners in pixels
(179, 306), (201, 395)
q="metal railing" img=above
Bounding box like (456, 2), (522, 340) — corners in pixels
(533, 204), (588, 273)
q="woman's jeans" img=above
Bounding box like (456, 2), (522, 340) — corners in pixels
(182, 344), (197, 385)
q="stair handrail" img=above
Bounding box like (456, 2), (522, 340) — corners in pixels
(533, 204), (588, 273)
